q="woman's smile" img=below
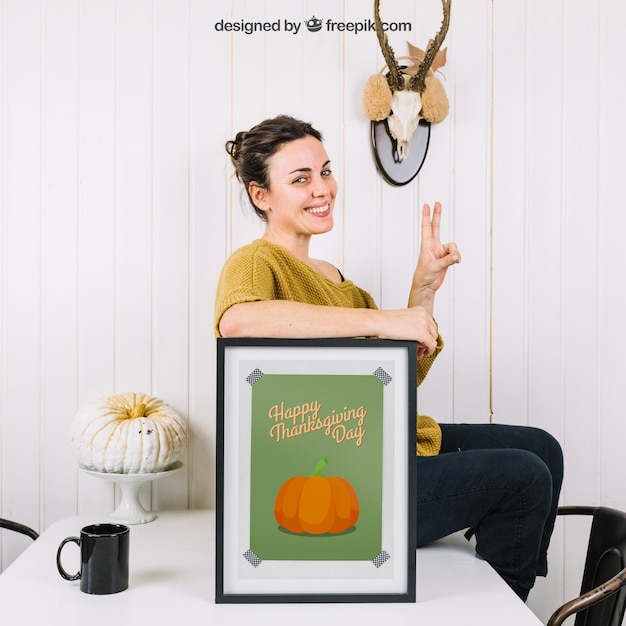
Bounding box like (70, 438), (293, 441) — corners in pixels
(305, 203), (331, 216)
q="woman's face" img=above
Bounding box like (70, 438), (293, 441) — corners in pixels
(251, 135), (337, 239)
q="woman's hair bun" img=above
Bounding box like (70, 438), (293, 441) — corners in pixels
(225, 131), (246, 161)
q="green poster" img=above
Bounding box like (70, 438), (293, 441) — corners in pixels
(249, 373), (384, 561)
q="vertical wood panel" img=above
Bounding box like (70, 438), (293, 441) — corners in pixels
(228, 0), (269, 253)
(188, 0), (231, 508)
(114, 0), (154, 395)
(342, 0), (382, 301)
(597, 0), (626, 511)
(561, 0), (600, 507)
(491, 0), (528, 426)
(525, 0), (565, 440)
(264, 0), (304, 116)
(41, 0), (80, 527)
(448, 0), (491, 423)
(1, 0), (43, 570)
(523, 2), (568, 609)
(150, 0), (190, 510)
(76, 0), (117, 514)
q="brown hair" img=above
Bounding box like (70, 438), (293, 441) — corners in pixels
(225, 115), (324, 220)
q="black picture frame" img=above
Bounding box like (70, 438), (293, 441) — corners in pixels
(215, 338), (417, 603)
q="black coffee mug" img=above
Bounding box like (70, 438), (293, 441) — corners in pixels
(56, 523), (129, 594)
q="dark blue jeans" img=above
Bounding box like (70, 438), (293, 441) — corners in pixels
(415, 423), (563, 601)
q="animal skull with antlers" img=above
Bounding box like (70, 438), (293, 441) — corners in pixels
(363, 0), (451, 160)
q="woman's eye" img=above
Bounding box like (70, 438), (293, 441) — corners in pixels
(322, 169), (332, 177)
(292, 176), (307, 184)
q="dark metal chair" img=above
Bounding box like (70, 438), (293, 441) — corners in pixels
(547, 506), (626, 626)
(0, 518), (39, 541)
(463, 505), (626, 626)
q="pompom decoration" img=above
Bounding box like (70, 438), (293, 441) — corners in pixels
(71, 392), (187, 474)
(420, 75), (449, 124)
(362, 73), (393, 121)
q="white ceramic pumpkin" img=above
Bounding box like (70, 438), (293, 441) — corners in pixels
(71, 392), (187, 474)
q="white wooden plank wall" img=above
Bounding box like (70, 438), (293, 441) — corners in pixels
(1, 0), (625, 621)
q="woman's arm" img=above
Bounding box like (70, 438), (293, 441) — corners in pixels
(408, 202), (461, 316)
(217, 203), (458, 357)
(219, 300), (440, 356)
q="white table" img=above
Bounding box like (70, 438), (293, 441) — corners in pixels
(0, 510), (542, 625)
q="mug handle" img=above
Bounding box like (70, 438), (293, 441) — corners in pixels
(56, 536), (81, 581)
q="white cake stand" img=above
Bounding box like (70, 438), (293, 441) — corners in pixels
(80, 461), (183, 524)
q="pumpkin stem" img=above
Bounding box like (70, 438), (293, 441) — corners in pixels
(311, 457), (328, 477)
(129, 403), (147, 419)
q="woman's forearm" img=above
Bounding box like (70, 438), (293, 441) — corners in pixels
(218, 300), (439, 355)
(219, 301), (380, 339)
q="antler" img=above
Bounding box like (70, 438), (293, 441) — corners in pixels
(409, 0), (451, 93)
(374, 0), (404, 92)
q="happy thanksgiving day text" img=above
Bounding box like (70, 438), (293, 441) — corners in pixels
(268, 401), (367, 447)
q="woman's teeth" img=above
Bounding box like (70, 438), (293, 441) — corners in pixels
(306, 204), (329, 214)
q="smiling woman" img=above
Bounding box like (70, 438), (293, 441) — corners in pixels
(215, 114), (564, 603)
(218, 114), (448, 345)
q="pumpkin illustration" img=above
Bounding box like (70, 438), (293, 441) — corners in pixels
(71, 391), (187, 474)
(274, 457), (359, 535)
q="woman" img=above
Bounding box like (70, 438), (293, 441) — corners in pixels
(215, 114), (563, 601)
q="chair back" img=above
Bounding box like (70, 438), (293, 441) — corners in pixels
(0, 518), (39, 541)
(574, 506), (626, 626)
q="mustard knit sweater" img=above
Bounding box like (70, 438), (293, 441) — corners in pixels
(214, 239), (444, 456)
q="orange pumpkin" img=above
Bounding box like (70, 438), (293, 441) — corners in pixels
(274, 457), (359, 535)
